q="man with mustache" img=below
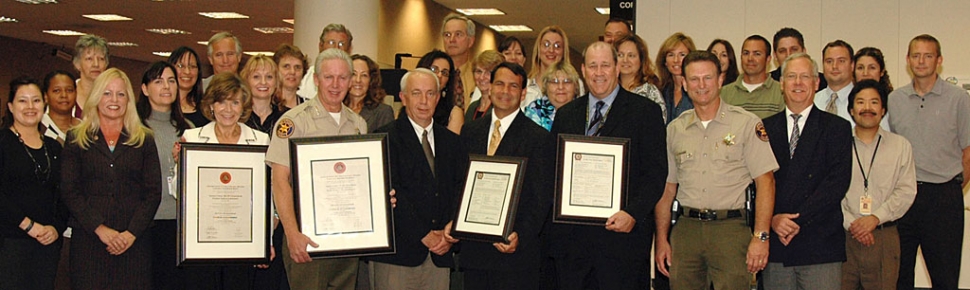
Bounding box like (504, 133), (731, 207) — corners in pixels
(840, 79), (916, 289)
(720, 35), (785, 119)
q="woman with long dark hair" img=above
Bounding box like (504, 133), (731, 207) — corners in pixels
(168, 46), (209, 127)
(707, 39), (740, 84)
(345, 54), (394, 132)
(416, 50), (464, 134)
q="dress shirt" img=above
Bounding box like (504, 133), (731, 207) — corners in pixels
(487, 109), (519, 150)
(408, 117), (435, 156)
(587, 86), (620, 129)
(841, 128), (917, 229)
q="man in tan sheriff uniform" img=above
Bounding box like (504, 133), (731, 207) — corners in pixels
(265, 48), (367, 290)
(654, 50), (779, 289)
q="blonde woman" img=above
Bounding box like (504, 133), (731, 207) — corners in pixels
(241, 55), (284, 134)
(61, 68), (160, 290)
(525, 26), (573, 108)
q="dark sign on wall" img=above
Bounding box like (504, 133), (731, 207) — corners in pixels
(610, 0), (636, 32)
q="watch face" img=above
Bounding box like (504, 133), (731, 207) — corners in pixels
(759, 231), (769, 241)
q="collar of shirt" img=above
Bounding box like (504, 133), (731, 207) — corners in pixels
(489, 109), (519, 146)
(785, 104), (814, 140)
(197, 123), (260, 144)
(900, 76), (947, 98)
(408, 116), (435, 155)
(686, 99), (732, 129)
(588, 85), (620, 120)
(852, 127), (887, 143)
(815, 83), (854, 108)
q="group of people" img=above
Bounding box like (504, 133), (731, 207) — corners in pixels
(0, 11), (965, 290)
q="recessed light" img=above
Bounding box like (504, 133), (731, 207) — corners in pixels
(282, 19), (294, 25)
(107, 42), (138, 47)
(153, 52), (172, 57)
(16, 0), (57, 4)
(43, 30), (85, 36)
(196, 41), (208, 45)
(456, 8), (505, 16)
(0, 16), (18, 23)
(83, 14), (133, 21)
(254, 27), (293, 34)
(198, 12), (249, 19)
(596, 7), (610, 15)
(147, 28), (191, 35)
(488, 25), (532, 32)
(244, 51), (274, 56)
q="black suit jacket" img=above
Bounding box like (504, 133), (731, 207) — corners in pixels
(763, 106), (851, 266)
(549, 87), (667, 256)
(459, 112), (552, 271)
(369, 115), (467, 268)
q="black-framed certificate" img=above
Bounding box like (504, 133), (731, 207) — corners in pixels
(177, 143), (271, 266)
(554, 134), (630, 226)
(451, 155), (527, 243)
(289, 133), (394, 258)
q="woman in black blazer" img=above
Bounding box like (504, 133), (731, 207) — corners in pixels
(61, 68), (161, 290)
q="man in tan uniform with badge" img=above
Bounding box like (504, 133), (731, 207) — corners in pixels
(265, 48), (368, 289)
(654, 50), (778, 289)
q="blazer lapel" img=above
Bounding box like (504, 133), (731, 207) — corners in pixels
(790, 107), (823, 163)
(595, 90), (628, 137)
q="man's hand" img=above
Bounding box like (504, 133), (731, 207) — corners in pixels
(605, 210), (635, 233)
(442, 221), (459, 244)
(853, 232), (875, 246)
(493, 232), (518, 254)
(771, 213), (800, 245)
(389, 189), (397, 209)
(32, 224), (59, 246)
(849, 215), (879, 240)
(745, 238), (769, 273)
(654, 239), (673, 277)
(285, 230), (319, 263)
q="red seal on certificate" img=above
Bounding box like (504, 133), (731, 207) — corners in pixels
(574, 153), (582, 160)
(334, 162), (346, 174)
(220, 172), (232, 184)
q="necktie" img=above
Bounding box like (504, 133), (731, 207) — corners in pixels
(422, 129), (435, 175)
(789, 114), (802, 158)
(587, 101), (605, 136)
(825, 92), (839, 114)
(487, 120), (502, 156)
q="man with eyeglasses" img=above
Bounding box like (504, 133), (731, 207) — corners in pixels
(761, 53), (852, 289)
(720, 35), (785, 119)
(202, 31), (242, 91)
(297, 23), (354, 100)
(442, 13), (477, 110)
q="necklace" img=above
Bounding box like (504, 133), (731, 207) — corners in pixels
(11, 127), (51, 183)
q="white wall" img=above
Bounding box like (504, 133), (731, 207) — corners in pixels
(637, 0), (970, 87)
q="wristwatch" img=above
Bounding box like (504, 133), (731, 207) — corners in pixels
(755, 231), (769, 242)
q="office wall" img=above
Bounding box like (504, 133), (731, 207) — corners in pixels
(637, 0), (970, 86)
(378, 0), (498, 69)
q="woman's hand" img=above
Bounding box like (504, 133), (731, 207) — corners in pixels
(95, 225), (124, 253)
(32, 225), (60, 246)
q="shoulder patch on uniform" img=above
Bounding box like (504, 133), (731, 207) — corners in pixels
(755, 122), (769, 142)
(276, 118), (295, 139)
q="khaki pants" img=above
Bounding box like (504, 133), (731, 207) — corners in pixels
(371, 254), (449, 290)
(281, 234), (358, 290)
(842, 226), (900, 290)
(669, 216), (750, 290)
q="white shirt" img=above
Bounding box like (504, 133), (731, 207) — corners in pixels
(183, 122), (270, 145)
(786, 104), (814, 141)
(488, 109), (519, 150)
(296, 66), (318, 100)
(741, 81), (763, 92)
(815, 83), (890, 129)
(407, 117), (435, 156)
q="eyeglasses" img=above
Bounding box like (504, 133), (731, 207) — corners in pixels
(783, 73), (815, 82)
(473, 68), (488, 76)
(443, 31), (467, 39)
(429, 65), (451, 77)
(325, 40), (347, 48)
(542, 41), (563, 51)
(176, 63), (199, 70)
(547, 78), (573, 86)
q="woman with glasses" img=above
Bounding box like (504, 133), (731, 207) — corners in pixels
(523, 62), (581, 131)
(73, 35), (110, 119)
(168, 46), (208, 127)
(0, 77), (67, 290)
(416, 50), (464, 134)
(465, 50), (505, 123)
(614, 35), (666, 123)
(526, 26), (575, 108)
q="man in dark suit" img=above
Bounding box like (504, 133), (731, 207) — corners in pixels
(455, 62), (551, 290)
(761, 52), (852, 289)
(549, 41), (667, 290)
(369, 68), (468, 290)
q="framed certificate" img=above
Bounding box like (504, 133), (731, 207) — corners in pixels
(290, 133), (394, 258)
(451, 155), (527, 243)
(554, 134), (630, 226)
(177, 143), (271, 266)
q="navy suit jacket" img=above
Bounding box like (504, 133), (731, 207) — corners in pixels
(549, 87), (667, 256)
(763, 106), (852, 266)
(459, 112), (552, 271)
(369, 115), (467, 268)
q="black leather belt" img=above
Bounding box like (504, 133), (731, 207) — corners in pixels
(917, 175), (963, 186)
(682, 207), (744, 221)
(876, 220), (897, 229)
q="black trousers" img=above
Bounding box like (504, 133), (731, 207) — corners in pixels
(0, 237), (62, 290)
(463, 268), (538, 290)
(897, 180), (964, 290)
(151, 220), (185, 290)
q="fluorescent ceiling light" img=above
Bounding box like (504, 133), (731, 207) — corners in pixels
(16, 0), (57, 4)
(153, 52), (172, 57)
(198, 12), (249, 19)
(147, 28), (191, 35)
(107, 42), (138, 47)
(282, 19), (294, 25)
(0, 16), (18, 23)
(254, 27), (293, 34)
(196, 41), (208, 45)
(83, 14), (132, 21)
(43, 30), (85, 36)
(244, 51), (274, 56)
(456, 8), (505, 16)
(596, 7), (610, 15)
(489, 25), (532, 32)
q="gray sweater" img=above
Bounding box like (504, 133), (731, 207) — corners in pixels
(146, 110), (181, 220)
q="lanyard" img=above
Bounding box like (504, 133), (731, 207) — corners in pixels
(852, 135), (882, 195)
